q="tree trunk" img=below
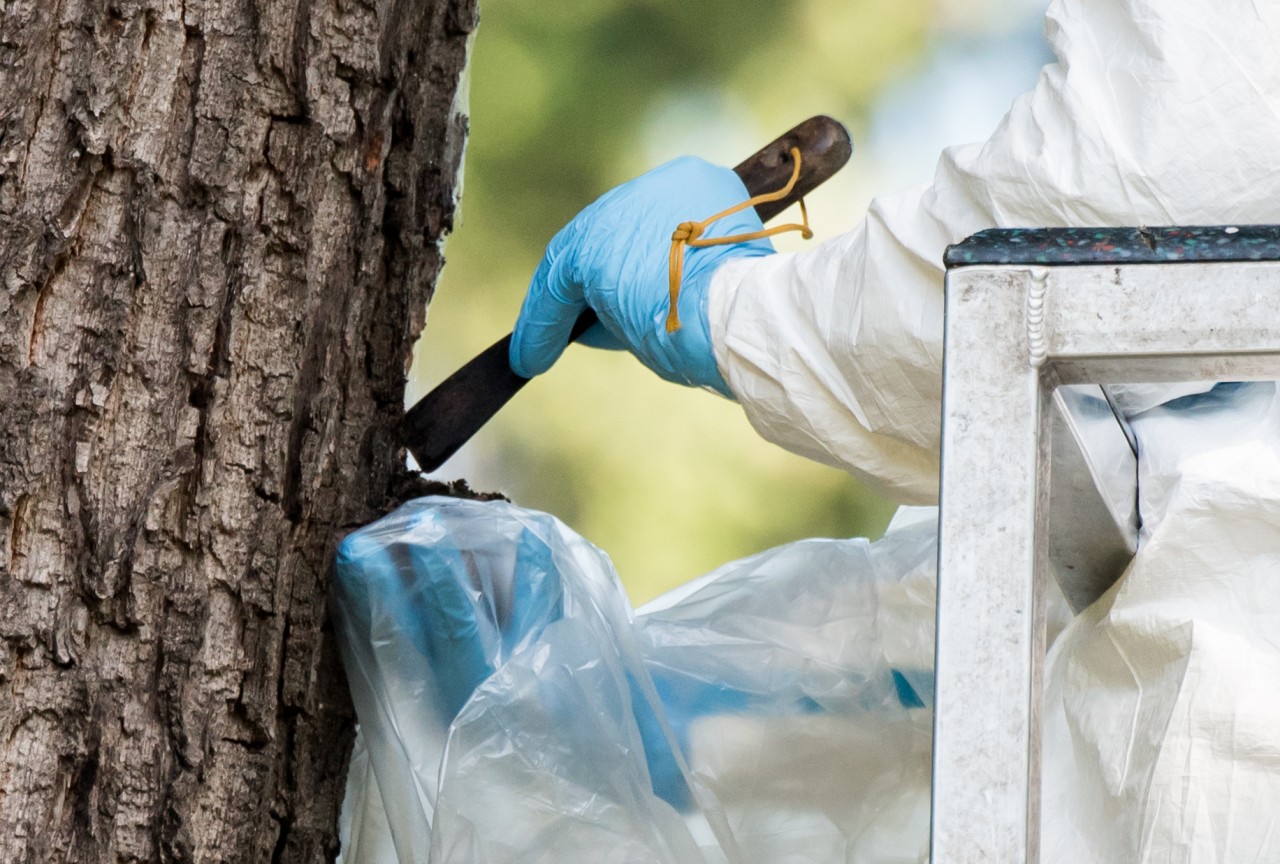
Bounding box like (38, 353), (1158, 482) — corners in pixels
(0, 0), (475, 859)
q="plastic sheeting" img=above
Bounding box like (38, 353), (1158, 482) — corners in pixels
(333, 497), (937, 864)
(335, 383), (1280, 863)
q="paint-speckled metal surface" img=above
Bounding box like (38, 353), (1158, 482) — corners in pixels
(945, 225), (1280, 268)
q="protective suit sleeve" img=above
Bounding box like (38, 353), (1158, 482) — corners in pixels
(707, 0), (1280, 503)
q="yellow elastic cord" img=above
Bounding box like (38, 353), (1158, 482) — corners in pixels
(667, 146), (814, 333)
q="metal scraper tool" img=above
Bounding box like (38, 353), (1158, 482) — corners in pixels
(403, 116), (853, 472)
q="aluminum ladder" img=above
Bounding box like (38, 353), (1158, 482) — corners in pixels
(932, 225), (1280, 862)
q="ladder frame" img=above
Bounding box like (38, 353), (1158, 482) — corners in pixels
(933, 226), (1280, 862)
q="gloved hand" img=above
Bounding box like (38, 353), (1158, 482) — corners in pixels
(335, 509), (716, 811)
(334, 497), (928, 813)
(333, 502), (564, 721)
(509, 156), (777, 397)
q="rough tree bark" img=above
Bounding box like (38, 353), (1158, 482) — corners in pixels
(0, 0), (475, 859)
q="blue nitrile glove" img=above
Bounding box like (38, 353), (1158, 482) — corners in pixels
(510, 156), (777, 397)
(630, 668), (931, 811)
(337, 501), (931, 813)
(334, 510), (564, 722)
(628, 669), (757, 810)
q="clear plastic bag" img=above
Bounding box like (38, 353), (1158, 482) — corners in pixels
(332, 497), (937, 864)
(333, 384), (1280, 864)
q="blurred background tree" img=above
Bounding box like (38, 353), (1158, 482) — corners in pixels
(415, 0), (1051, 604)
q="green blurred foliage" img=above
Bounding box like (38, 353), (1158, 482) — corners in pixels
(413, 0), (938, 604)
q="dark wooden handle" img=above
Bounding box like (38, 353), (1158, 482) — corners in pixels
(404, 116), (852, 472)
(732, 114), (853, 223)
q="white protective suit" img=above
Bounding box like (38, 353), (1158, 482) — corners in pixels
(706, 0), (1280, 859)
(337, 1), (1280, 862)
(711, 0), (1280, 502)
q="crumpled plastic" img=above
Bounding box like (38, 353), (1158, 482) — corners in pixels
(335, 383), (1280, 864)
(333, 496), (937, 864)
